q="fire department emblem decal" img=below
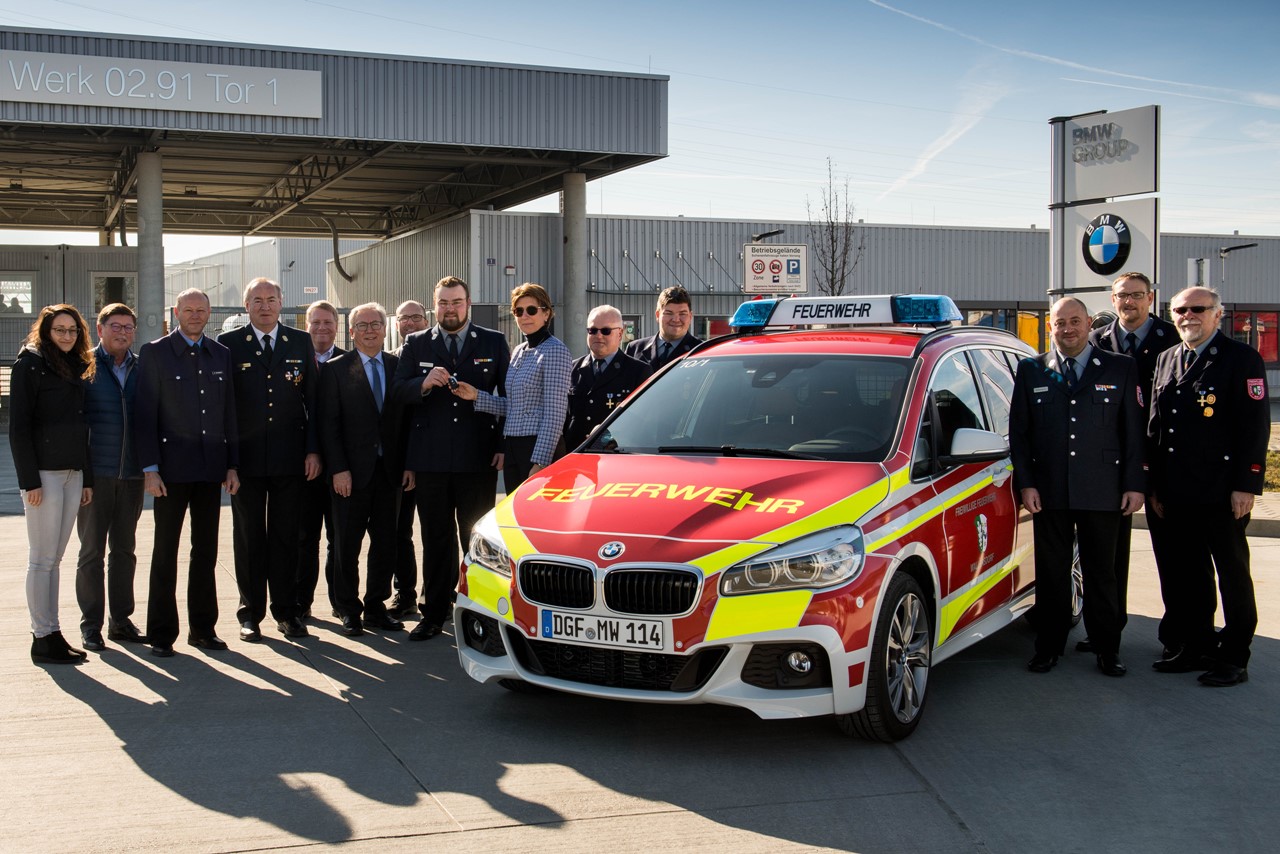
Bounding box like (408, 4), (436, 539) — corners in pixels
(1248, 379), (1265, 400)
(975, 514), (988, 553)
(598, 541), (625, 561)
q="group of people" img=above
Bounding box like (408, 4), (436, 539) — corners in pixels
(12, 274), (702, 663)
(1011, 272), (1269, 687)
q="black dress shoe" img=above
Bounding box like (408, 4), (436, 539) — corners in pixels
(107, 619), (147, 643)
(364, 612), (404, 631)
(151, 644), (174, 658)
(1198, 664), (1248, 687)
(389, 594), (418, 618)
(1097, 653), (1127, 677)
(278, 617), (310, 638)
(239, 621), (262, 642)
(1027, 653), (1058, 673)
(82, 631), (106, 652)
(188, 634), (228, 651)
(1075, 638), (1095, 653)
(408, 622), (443, 642)
(340, 616), (364, 637)
(1152, 648), (1214, 673)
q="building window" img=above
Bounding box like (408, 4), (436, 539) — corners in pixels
(91, 272), (138, 320)
(0, 273), (35, 314)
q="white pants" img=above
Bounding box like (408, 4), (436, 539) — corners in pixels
(24, 469), (83, 637)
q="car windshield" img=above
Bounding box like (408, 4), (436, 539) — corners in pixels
(590, 353), (912, 462)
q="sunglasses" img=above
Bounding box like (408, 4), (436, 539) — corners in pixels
(587, 327), (618, 336)
(1172, 305), (1215, 315)
(512, 306), (542, 317)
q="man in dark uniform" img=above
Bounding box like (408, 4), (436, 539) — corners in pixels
(389, 299), (430, 618)
(564, 304), (651, 450)
(217, 277), (320, 642)
(391, 276), (508, 641)
(1147, 286), (1269, 687)
(319, 302), (407, 637)
(625, 286), (701, 370)
(297, 299), (344, 619)
(136, 289), (240, 658)
(1010, 297), (1146, 676)
(1080, 271), (1178, 655)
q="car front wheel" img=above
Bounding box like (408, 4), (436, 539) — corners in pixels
(837, 574), (931, 742)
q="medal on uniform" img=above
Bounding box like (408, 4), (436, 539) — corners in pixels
(1204, 407), (1214, 417)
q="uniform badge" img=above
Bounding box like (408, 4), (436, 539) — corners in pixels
(1135, 385), (1144, 407)
(1248, 379), (1265, 400)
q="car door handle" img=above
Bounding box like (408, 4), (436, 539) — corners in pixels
(990, 462), (1011, 486)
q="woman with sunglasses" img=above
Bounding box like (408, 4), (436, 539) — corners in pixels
(451, 283), (572, 491)
(9, 304), (96, 665)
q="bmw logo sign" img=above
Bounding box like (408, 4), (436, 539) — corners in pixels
(1081, 213), (1132, 276)
(598, 541), (625, 561)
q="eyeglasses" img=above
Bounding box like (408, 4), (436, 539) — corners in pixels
(104, 322), (135, 333)
(1172, 305), (1215, 315)
(512, 306), (542, 318)
(437, 299), (467, 309)
(587, 327), (619, 336)
(397, 313), (425, 323)
(1113, 291), (1150, 301)
(50, 326), (79, 336)
(353, 320), (386, 331)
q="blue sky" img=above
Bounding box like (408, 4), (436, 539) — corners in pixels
(2, 0), (1277, 261)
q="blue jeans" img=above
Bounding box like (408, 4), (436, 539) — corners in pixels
(24, 469), (84, 637)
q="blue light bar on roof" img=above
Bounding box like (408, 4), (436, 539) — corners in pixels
(729, 294), (961, 330)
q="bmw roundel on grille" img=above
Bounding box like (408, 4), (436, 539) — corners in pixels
(598, 541), (626, 561)
(1081, 213), (1132, 275)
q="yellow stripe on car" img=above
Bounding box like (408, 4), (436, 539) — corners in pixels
(705, 589), (814, 641)
(466, 566), (517, 623)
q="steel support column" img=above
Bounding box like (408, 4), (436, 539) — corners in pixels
(136, 151), (166, 338)
(561, 171), (588, 358)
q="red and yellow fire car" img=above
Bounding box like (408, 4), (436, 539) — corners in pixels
(456, 295), (1039, 740)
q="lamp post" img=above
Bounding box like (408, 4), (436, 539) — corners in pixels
(752, 228), (785, 243)
(1218, 242), (1258, 291)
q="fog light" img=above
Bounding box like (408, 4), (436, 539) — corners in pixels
(785, 651), (812, 674)
(469, 615), (486, 639)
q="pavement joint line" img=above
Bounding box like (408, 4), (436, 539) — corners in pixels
(892, 743), (993, 854)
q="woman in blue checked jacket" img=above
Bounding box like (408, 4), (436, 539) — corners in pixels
(452, 282), (572, 492)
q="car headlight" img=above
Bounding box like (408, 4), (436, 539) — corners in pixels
(719, 526), (864, 596)
(467, 511), (512, 577)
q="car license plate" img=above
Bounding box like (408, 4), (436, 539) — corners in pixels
(540, 609), (665, 651)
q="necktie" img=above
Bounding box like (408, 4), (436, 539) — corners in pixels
(448, 333), (459, 363)
(1064, 357), (1078, 389)
(594, 358), (605, 377)
(1182, 348), (1195, 373)
(659, 341), (673, 364)
(369, 357), (383, 412)
(262, 332), (273, 361)
(1124, 332), (1138, 355)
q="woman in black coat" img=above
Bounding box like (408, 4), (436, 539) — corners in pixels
(9, 304), (96, 665)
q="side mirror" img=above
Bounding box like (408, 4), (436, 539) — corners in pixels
(938, 427), (1008, 466)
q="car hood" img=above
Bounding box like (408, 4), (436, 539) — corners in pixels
(499, 452), (890, 565)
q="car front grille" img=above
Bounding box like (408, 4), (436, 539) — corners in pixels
(506, 628), (726, 692)
(519, 561), (594, 609)
(603, 568), (700, 615)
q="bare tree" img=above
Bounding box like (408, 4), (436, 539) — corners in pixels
(806, 158), (865, 296)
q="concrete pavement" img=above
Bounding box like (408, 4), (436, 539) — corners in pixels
(1, 505), (1278, 852)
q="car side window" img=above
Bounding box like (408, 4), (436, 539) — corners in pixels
(913, 352), (987, 479)
(971, 348), (1015, 437)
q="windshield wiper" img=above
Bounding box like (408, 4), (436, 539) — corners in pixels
(657, 444), (822, 461)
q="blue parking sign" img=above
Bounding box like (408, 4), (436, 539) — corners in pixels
(786, 258), (801, 275)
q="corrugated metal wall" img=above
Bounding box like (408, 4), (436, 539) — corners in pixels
(165, 237), (374, 307)
(326, 212), (1280, 342)
(327, 217), (470, 311)
(0, 30), (667, 153)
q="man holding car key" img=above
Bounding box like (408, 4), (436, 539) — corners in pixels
(391, 276), (508, 641)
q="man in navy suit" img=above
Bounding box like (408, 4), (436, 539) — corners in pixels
(564, 304), (651, 450)
(391, 276), (508, 641)
(1147, 287), (1269, 686)
(319, 303), (408, 637)
(136, 289), (240, 658)
(1078, 271), (1179, 657)
(298, 299), (344, 619)
(625, 286), (701, 370)
(1010, 297), (1146, 677)
(217, 278), (321, 643)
